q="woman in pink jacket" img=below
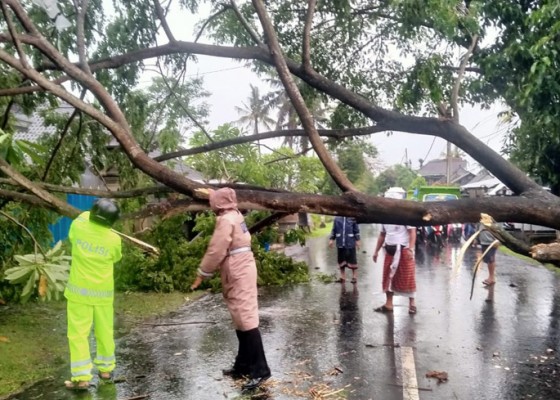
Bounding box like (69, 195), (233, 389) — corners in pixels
(190, 188), (271, 391)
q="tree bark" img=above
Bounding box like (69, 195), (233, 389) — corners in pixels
(0, 1), (559, 263)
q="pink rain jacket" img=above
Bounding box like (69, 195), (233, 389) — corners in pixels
(199, 188), (259, 331)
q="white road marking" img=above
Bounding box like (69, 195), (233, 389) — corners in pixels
(401, 346), (420, 400)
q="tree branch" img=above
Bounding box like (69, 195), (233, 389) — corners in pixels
(156, 64), (213, 142)
(530, 242), (560, 264)
(42, 88), (87, 181)
(0, 0), (28, 69)
(248, 211), (289, 234)
(0, 30), (543, 196)
(451, 34), (478, 122)
(0, 177), (173, 198)
(0, 210), (46, 256)
(302, 0), (317, 72)
(229, 0), (264, 47)
(0, 8), (549, 201)
(252, 0), (356, 192)
(0, 158), (79, 217)
(2, 1), (207, 201)
(73, 0), (92, 74)
(153, 0), (175, 42)
(194, 6), (229, 44)
(153, 125), (386, 162)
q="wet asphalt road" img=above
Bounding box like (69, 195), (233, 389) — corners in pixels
(11, 225), (560, 400)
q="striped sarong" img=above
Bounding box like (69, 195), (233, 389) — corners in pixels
(382, 248), (416, 296)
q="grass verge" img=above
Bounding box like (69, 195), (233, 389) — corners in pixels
(0, 291), (200, 397)
(499, 245), (560, 274)
(308, 225), (331, 238)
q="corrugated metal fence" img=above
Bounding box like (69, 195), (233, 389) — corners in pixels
(49, 194), (97, 243)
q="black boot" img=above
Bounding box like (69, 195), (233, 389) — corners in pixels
(241, 328), (271, 391)
(223, 330), (249, 378)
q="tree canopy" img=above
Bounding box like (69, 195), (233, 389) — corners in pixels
(0, 0), (559, 262)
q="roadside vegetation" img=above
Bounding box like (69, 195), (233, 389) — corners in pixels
(0, 291), (195, 397)
(0, 211), (318, 397)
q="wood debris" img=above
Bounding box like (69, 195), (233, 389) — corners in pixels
(309, 383), (349, 399)
(328, 366), (344, 376)
(425, 370), (448, 383)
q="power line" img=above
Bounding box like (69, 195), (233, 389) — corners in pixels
(185, 65), (247, 77)
(421, 136), (437, 162)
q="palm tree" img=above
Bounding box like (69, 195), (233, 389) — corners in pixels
(265, 77), (330, 151)
(235, 85), (275, 154)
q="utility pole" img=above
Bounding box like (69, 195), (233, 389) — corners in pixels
(446, 141), (451, 184)
(405, 148), (410, 169)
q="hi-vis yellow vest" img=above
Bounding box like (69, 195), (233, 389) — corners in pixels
(64, 212), (122, 305)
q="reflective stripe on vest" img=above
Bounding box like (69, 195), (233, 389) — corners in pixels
(66, 282), (114, 298)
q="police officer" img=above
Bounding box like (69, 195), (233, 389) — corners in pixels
(64, 199), (122, 390)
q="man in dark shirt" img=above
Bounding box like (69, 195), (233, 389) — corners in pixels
(329, 216), (361, 283)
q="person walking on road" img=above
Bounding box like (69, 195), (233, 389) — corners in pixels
(329, 216), (361, 283)
(64, 199), (122, 390)
(477, 224), (499, 286)
(190, 188), (271, 391)
(372, 223), (417, 314)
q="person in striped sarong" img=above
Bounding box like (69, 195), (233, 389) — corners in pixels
(372, 224), (417, 314)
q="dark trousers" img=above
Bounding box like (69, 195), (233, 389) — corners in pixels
(233, 328), (271, 379)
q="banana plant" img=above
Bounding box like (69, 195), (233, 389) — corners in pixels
(3, 241), (71, 303)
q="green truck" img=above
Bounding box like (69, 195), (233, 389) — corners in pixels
(407, 186), (462, 202)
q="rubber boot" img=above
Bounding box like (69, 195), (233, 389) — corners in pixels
(224, 330), (250, 378)
(241, 327), (271, 391)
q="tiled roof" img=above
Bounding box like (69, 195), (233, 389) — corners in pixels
(418, 157), (467, 177)
(465, 168), (495, 184)
(13, 104), (75, 142)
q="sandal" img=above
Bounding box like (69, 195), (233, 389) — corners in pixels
(374, 305), (393, 313)
(336, 278), (346, 283)
(351, 278), (357, 283)
(482, 280), (496, 286)
(64, 380), (90, 391)
(408, 306), (417, 315)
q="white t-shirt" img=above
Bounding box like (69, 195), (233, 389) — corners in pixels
(381, 224), (414, 246)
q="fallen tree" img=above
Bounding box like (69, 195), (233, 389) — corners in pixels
(0, 0), (558, 263)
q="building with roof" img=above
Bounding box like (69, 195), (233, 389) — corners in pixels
(460, 168), (512, 198)
(417, 157), (473, 186)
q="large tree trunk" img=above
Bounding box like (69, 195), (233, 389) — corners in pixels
(0, 0), (558, 263)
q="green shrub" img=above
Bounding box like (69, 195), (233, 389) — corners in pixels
(254, 245), (309, 286)
(284, 228), (307, 246)
(313, 272), (337, 283)
(115, 214), (310, 293)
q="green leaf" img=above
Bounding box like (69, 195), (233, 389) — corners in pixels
(21, 271), (38, 300)
(49, 240), (63, 255)
(3, 266), (33, 282)
(44, 263), (70, 272)
(15, 254), (44, 265)
(14, 140), (46, 165)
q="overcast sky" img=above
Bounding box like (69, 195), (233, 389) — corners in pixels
(148, 3), (510, 173)
(176, 55), (508, 172)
